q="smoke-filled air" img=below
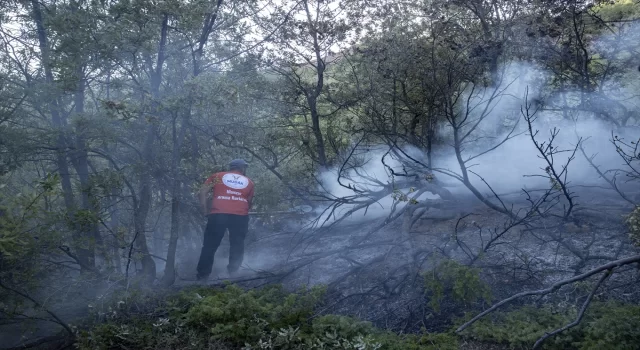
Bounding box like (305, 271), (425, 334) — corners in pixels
(1, 1), (640, 349)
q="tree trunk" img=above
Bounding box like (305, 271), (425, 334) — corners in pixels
(133, 13), (170, 283)
(161, 112), (188, 286)
(303, 0), (328, 168)
(30, 0), (94, 269)
(161, 185), (181, 285)
(308, 96), (327, 168)
(153, 229), (163, 256)
(162, 0), (231, 284)
(134, 175), (157, 282)
(69, 59), (103, 271)
(108, 189), (122, 273)
(392, 77), (398, 135)
(427, 122), (433, 168)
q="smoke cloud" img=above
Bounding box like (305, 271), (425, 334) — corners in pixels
(435, 61), (637, 196)
(315, 22), (640, 221)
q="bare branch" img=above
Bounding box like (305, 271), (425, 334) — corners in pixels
(0, 279), (74, 337)
(533, 269), (612, 349)
(578, 137), (635, 205)
(456, 254), (640, 333)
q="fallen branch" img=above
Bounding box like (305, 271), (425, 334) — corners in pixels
(456, 254), (640, 333)
(533, 269), (612, 349)
(0, 279), (74, 337)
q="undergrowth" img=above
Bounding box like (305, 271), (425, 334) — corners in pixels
(76, 283), (458, 350)
(461, 302), (640, 350)
(625, 205), (640, 246)
(75, 261), (640, 350)
(423, 260), (492, 313)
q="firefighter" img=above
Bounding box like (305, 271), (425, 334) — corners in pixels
(196, 158), (255, 280)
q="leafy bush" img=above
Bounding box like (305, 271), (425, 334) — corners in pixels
(625, 205), (640, 246)
(0, 174), (64, 304)
(184, 284), (325, 345)
(77, 283), (459, 350)
(374, 332), (458, 350)
(579, 302), (640, 350)
(462, 306), (577, 349)
(77, 280), (640, 350)
(462, 302), (640, 349)
(423, 260), (492, 313)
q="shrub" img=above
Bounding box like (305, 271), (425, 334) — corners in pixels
(462, 306), (577, 349)
(77, 282), (640, 350)
(374, 332), (458, 350)
(77, 283), (459, 350)
(423, 260), (492, 313)
(579, 302), (640, 350)
(184, 284), (325, 345)
(625, 206), (640, 246)
(461, 302), (640, 350)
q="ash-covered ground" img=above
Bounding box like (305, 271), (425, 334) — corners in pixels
(172, 184), (640, 333)
(2, 185), (638, 349)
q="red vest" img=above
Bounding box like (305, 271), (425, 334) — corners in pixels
(205, 171), (254, 216)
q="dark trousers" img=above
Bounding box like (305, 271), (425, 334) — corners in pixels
(196, 213), (249, 278)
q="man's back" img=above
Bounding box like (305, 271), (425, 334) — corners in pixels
(205, 171), (254, 216)
(197, 159), (254, 280)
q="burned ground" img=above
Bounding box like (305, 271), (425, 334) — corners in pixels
(172, 184), (640, 335)
(1, 182), (638, 349)
(2, 183), (640, 349)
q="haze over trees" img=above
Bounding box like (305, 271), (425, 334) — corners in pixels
(1, 0), (640, 349)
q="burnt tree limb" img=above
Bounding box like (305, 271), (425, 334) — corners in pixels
(456, 254), (640, 333)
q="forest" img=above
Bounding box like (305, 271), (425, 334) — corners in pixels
(1, 0), (640, 349)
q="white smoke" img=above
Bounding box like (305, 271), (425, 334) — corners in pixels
(314, 22), (640, 222)
(434, 54), (638, 196)
(314, 145), (440, 225)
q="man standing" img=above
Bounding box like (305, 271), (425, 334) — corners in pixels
(196, 159), (254, 280)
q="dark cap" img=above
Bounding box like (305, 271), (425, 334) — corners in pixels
(229, 159), (249, 168)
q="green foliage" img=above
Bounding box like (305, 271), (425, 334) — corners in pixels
(0, 203), (23, 259)
(251, 175), (289, 213)
(463, 302), (640, 350)
(77, 284), (459, 350)
(625, 206), (640, 246)
(463, 306), (577, 349)
(0, 174), (65, 309)
(423, 260), (492, 313)
(593, 0), (640, 22)
(88, 169), (125, 197)
(391, 186), (420, 205)
(184, 284), (326, 345)
(67, 208), (101, 231)
(373, 332), (458, 350)
(579, 301), (640, 350)
(4, 0), (640, 348)
(0, 174), (60, 259)
(0, 125), (30, 176)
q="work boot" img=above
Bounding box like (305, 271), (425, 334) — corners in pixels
(227, 266), (241, 279)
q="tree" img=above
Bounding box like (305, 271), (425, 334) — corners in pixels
(263, 0), (359, 169)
